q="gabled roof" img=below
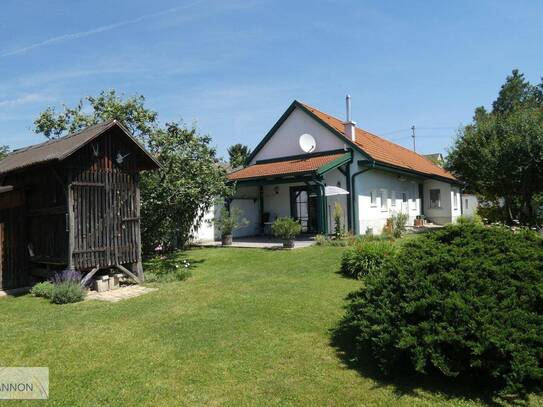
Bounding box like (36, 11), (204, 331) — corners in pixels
(228, 150), (351, 182)
(248, 100), (457, 183)
(0, 120), (160, 175)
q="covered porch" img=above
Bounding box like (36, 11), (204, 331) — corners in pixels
(227, 150), (352, 238)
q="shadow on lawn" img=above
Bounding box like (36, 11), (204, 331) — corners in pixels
(330, 322), (502, 407)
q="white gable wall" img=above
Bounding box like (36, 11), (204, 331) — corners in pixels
(250, 107), (348, 163)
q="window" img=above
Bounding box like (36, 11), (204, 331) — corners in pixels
(380, 189), (388, 210)
(370, 190), (377, 206)
(391, 191), (396, 206)
(402, 192), (407, 203)
(465, 198), (469, 209)
(430, 189), (441, 208)
(453, 191), (458, 210)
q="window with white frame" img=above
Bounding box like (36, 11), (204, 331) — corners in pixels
(380, 189), (388, 210)
(454, 191), (459, 210)
(430, 189), (441, 208)
(402, 192), (407, 203)
(370, 190), (377, 206)
(390, 191), (396, 206)
(465, 198), (469, 209)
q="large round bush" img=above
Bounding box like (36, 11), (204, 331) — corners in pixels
(339, 224), (543, 397)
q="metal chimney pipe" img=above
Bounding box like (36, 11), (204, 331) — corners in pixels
(344, 95), (356, 142)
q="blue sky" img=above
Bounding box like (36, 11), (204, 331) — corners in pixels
(1, 0), (541, 159)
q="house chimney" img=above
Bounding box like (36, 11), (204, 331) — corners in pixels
(344, 95), (357, 142)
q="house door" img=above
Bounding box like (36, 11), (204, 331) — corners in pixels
(290, 187), (318, 233)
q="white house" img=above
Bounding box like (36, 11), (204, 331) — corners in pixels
(197, 97), (465, 240)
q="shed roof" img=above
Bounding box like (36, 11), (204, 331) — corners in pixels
(0, 120), (160, 175)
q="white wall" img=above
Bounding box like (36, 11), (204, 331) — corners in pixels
(354, 169), (421, 235)
(462, 194), (479, 218)
(423, 179), (461, 225)
(250, 107), (348, 163)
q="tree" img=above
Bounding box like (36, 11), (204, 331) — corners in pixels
(140, 122), (231, 252)
(33, 90), (231, 252)
(227, 143), (251, 168)
(447, 70), (543, 225)
(34, 90), (158, 141)
(0, 145), (9, 160)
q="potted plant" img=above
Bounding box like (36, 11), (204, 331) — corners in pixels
(271, 217), (302, 248)
(214, 207), (249, 246)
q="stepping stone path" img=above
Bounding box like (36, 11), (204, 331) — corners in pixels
(86, 285), (157, 303)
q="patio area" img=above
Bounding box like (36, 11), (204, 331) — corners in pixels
(194, 235), (316, 249)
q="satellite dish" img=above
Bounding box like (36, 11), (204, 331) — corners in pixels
(299, 133), (316, 153)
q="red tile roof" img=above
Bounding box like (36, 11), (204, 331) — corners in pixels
(228, 152), (345, 181)
(299, 102), (457, 181)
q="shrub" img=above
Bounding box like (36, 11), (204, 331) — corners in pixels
(51, 269), (83, 285)
(384, 212), (408, 238)
(272, 217), (302, 240)
(456, 213), (484, 225)
(214, 207), (249, 237)
(50, 281), (86, 304)
(30, 282), (54, 299)
(332, 202), (345, 239)
(338, 223), (543, 398)
(340, 240), (397, 279)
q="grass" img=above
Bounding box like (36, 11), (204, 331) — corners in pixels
(0, 246), (540, 406)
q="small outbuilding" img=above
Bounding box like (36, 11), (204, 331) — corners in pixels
(0, 120), (159, 291)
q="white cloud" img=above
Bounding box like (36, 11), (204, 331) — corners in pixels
(0, 93), (52, 107)
(0, 0), (206, 58)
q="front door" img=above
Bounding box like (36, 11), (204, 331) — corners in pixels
(290, 187), (318, 233)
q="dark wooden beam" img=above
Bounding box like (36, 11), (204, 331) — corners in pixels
(116, 264), (142, 284)
(81, 265), (100, 287)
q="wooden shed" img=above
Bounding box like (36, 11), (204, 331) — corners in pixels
(0, 120), (159, 291)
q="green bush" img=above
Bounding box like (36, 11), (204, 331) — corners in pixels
(50, 281), (86, 304)
(30, 282), (54, 299)
(456, 213), (484, 225)
(338, 223), (543, 397)
(272, 217), (302, 240)
(340, 240), (397, 279)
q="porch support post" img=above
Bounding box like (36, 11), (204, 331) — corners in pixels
(259, 185), (264, 234)
(313, 178), (328, 235)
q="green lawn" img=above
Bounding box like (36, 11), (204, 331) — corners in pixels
(0, 246), (536, 406)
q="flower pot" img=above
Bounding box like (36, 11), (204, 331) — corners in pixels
(414, 218), (425, 227)
(283, 239), (295, 249)
(222, 234), (233, 246)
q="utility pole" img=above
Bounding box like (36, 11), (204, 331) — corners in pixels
(411, 125), (416, 152)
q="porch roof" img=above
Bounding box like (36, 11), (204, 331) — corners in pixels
(227, 150), (351, 182)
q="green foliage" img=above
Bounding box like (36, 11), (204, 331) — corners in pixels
(0, 145), (9, 160)
(272, 217), (302, 240)
(30, 281), (54, 299)
(456, 213), (484, 225)
(332, 202), (345, 239)
(33, 90), (231, 253)
(341, 240), (397, 279)
(339, 223), (543, 397)
(213, 207), (249, 236)
(387, 212), (408, 238)
(447, 70), (543, 225)
(34, 90), (158, 140)
(50, 281), (86, 304)
(145, 262), (192, 283)
(227, 144), (251, 168)
(140, 122), (232, 252)
(314, 234), (350, 246)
